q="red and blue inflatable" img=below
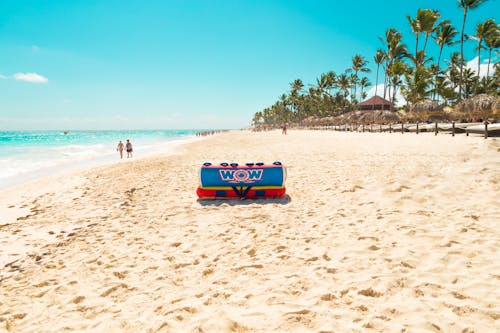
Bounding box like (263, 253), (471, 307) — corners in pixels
(197, 162), (286, 199)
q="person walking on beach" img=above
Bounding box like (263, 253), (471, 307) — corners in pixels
(125, 139), (133, 158)
(116, 140), (124, 159)
(282, 122), (288, 135)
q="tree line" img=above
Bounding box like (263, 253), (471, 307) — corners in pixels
(253, 0), (499, 127)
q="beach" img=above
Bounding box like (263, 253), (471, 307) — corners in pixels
(0, 130), (499, 332)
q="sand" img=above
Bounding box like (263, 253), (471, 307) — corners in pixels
(0, 130), (499, 332)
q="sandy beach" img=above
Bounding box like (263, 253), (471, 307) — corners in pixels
(0, 130), (499, 332)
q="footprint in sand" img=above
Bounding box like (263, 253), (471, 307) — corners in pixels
(358, 288), (383, 297)
(70, 296), (85, 304)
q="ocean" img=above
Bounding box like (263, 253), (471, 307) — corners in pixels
(0, 129), (202, 188)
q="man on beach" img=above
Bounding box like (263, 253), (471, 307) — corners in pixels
(126, 139), (133, 158)
(117, 140), (124, 159)
(282, 122), (288, 135)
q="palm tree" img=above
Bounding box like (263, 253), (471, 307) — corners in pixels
(336, 73), (351, 100)
(433, 20), (458, 71)
(290, 79), (304, 124)
(483, 19), (499, 79)
(315, 74), (328, 97)
(379, 28), (407, 101)
(379, 29), (402, 99)
(406, 13), (421, 56)
(457, 0), (488, 100)
(435, 75), (455, 105)
(347, 54), (370, 101)
(446, 52), (464, 102)
(325, 71), (336, 96)
(404, 65), (433, 106)
(280, 93), (289, 118)
(374, 49), (386, 96)
(471, 18), (497, 83)
(359, 77), (371, 101)
(462, 67), (477, 98)
(348, 73), (358, 103)
(408, 50), (433, 68)
(419, 9), (440, 54)
(433, 20), (458, 100)
(407, 9), (440, 59)
(252, 111), (263, 127)
(291, 79), (304, 95)
(389, 61), (407, 106)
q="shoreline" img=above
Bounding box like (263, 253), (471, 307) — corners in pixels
(0, 133), (203, 190)
(1, 130), (499, 332)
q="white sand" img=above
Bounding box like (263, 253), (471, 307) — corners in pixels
(0, 130), (499, 332)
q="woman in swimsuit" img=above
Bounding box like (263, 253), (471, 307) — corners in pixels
(117, 140), (124, 159)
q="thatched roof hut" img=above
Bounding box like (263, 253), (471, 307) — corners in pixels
(335, 109), (401, 124)
(410, 100), (443, 113)
(455, 94), (500, 117)
(358, 96), (393, 111)
(408, 100), (450, 121)
(317, 116), (336, 125)
(362, 110), (401, 123)
(303, 116), (320, 126)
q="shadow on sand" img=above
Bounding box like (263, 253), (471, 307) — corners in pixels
(197, 194), (291, 206)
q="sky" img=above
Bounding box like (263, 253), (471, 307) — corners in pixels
(0, 0), (498, 130)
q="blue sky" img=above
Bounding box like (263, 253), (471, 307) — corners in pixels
(1, 0), (498, 130)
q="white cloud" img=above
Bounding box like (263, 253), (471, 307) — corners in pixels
(365, 83), (406, 107)
(13, 72), (48, 83)
(466, 56), (497, 78)
(0, 74), (6, 79)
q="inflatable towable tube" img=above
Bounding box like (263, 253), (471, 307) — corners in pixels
(197, 162), (286, 199)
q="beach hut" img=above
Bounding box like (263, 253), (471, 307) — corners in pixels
(358, 96), (393, 111)
(356, 96), (396, 125)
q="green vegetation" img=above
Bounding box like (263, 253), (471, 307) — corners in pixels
(252, 1), (499, 128)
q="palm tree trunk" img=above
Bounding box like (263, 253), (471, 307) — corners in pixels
(459, 8), (468, 101)
(475, 39), (481, 95)
(383, 69), (388, 99)
(354, 70), (358, 101)
(477, 41), (482, 79)
(415, 35), (419, 58)
(392, 82), (397, 107)
(437, 47), (443, 76)
(387, 81), (391, 102)
(375, 64), (380, 96)
(487, 48), (492, 78)
(434, 46), (444, 101)
(423, 33), (430, 55)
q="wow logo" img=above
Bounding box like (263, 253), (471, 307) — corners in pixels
(219, 169), (264, 184)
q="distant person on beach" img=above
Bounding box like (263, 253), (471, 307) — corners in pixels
(125, 139), (133, 158)
(117, 140), (124, 159)
(282, 122), (288, 135)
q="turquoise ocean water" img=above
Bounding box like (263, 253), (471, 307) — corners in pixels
(0, 130), (201, 188)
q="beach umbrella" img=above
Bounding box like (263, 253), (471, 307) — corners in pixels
(360, 110), (401, 124)
(410, 100), (451, 122)
(455, 94), (500, 120)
